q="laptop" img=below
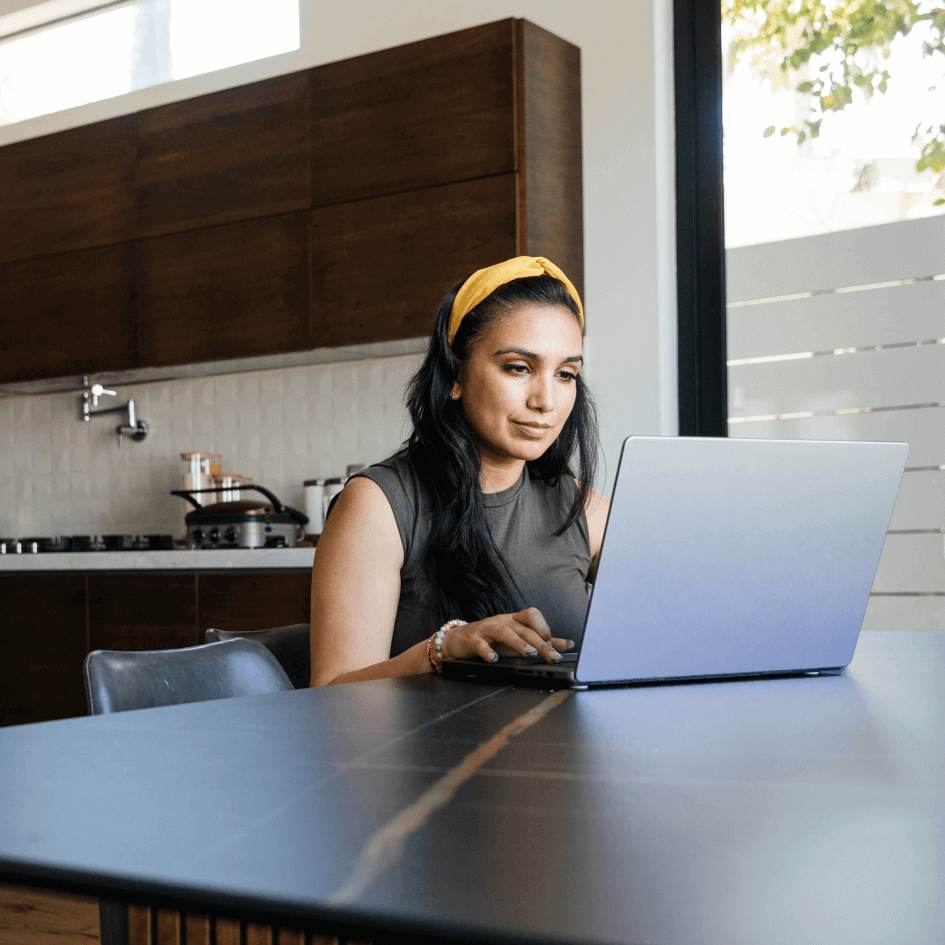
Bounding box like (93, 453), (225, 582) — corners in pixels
(442, 436), (909, 688)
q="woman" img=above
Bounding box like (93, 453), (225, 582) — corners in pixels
(309, 256), (610, 686)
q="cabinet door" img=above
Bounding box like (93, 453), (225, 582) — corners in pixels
(198, 572), (311, 637)
(88, 574), (198, 653)
(137, 212), (311, 366)
(0, 243), (137, 384)
(312, 19), (516, 206)
(0, 116), (136, 265)
(0, 575), (87, 726)
(138, 72), (311, 239)
(311, 174), (518, 347)
(518, 20), (585, 299)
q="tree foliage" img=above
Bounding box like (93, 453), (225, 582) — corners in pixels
(721, 0), (945, 186)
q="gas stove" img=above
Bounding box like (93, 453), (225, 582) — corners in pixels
(0, 535), (175, 554)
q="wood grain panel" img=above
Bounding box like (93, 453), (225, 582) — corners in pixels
(214, 916), (241, 945)
(0, 882), (99, 945)
(311, 175), (518, 347)
(184, 913), (211, 945)
(518, 20), (584, 300)
(138, 73), (311, 238)
(0, 243), (137, 383)
(0, 575), (87, 727)
(87, 574), (198, 653)
(137, 213), (311, 367)
(245, 923), (273, 945)
(0, 116), (136, 265)
(198, 572), (311, 635)
(128, 904), (152, 945)
(312, 19), (515, 206)
(155, 908), (181, 945)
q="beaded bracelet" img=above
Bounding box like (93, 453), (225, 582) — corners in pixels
(427, 618), (468, 674)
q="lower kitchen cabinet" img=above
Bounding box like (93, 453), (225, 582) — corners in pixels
(88, 574), (199, 653)
(0, 575), (87, 727)
(197, 572), (311, 636)
(1, 569), (312, 727)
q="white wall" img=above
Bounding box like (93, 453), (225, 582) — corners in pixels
(1, 0), (677, 526)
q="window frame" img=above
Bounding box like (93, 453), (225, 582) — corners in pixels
(672, 0), (728, 437)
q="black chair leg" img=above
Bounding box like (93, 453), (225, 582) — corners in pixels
(99, 898), (129, 945)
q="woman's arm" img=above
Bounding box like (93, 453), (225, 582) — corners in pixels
(585, 487), (610, 584)
(310, 476), (575, 686)
(309, 476), (425, 686)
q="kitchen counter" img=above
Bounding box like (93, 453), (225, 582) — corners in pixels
(0, 547), (316, 572)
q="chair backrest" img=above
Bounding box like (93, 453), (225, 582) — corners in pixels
(84, 639), (294, 716)
(205, 623), (311, 689)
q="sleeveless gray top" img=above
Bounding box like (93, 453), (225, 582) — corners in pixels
(351, 452), (592, 658)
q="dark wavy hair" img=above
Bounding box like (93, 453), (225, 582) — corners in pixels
(402, 272), (599, 624)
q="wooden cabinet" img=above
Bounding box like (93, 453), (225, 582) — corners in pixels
(312, 174), (518, 346)
(0, 18), (582, 382)
(311, 19), (517, 205)
(0, 243), (138, 383)
(137, 72), (312, 238)
(0, 569), (311, 727)
(137, 213), (312, 366)
(87, 574), (199, 652)
(0, 575), (87, 726)
(197, 572), (311, 635)
(0, 116), (137, 265)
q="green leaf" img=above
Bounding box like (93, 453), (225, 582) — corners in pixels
(763, 125), (776, 138)
(933, 198), (945, 206)
(797, 80), (815, 93)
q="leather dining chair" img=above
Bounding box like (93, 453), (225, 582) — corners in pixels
(82, 639), (295, 945)
(205, 622), (311, 689)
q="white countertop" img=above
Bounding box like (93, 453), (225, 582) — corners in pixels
(0, 547), (316, 571)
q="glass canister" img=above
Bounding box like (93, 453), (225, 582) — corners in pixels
(304, 478), (326, 534)
(322, 477), (344, 524)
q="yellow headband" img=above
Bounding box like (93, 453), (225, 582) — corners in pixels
(447, 256), (584, 344)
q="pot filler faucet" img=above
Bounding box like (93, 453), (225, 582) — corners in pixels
(81, 379), (149, 448)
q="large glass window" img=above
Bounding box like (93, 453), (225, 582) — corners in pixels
(0, 0), (300, 127)
(721, 1), (945, 630)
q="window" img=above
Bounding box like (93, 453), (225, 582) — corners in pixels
(0, 0), (300, 127)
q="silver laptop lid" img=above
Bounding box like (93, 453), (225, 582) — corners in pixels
(575, 436), (908, 685)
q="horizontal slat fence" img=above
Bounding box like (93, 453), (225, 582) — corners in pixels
(726, 216), (945, 629)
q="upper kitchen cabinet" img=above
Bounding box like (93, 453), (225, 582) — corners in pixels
(0, 17), (582, 382)
(137, 72), (312, 239)
(310, 18), (583, 296)
(0, 243), (137, 383)
(312, 175), (518, 346)
(137, 213), (312, 367)
(0, 115), (136, 265)
(311, 19), (516, 206)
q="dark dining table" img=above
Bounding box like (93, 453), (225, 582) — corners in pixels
(1, 630), (943, 945)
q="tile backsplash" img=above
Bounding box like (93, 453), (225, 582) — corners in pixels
(0, 353), (423, 538)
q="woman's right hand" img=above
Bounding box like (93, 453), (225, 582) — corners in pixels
(440, 607), (574, 665)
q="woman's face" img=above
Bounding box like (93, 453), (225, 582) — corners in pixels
(452, 303), (584, 469)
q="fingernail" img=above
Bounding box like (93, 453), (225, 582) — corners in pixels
(550, 652), (563, 661)
(490, 653), (499, 663)
(565, 640), (576, 650)
(523, 645), (537, 655)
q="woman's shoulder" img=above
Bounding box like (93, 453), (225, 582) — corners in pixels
(354, 450), (421, 506)
(348, 450), (425, 560)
